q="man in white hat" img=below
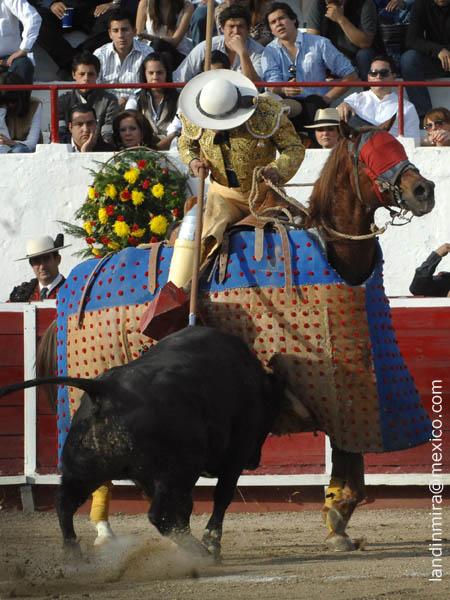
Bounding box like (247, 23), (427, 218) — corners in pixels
(177, 69), (305, 265)
(304, 107), (341, 149)
(8, 234), (69, 302)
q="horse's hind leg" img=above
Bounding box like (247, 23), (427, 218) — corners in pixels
(90, 482), (115, 546)
(323, 448), (365, 551)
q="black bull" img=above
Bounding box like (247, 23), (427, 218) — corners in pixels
(0, 326), (282, 559)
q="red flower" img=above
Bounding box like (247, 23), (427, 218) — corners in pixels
(128, 237), (139, 245)
(171, 191), (177, 196)
(173, 208), (179, 217)
(120, 189), (131, 201)
(94, 192), (98, 198)
(105, 205), (114, 216)
(101, 236), (110, 244)
(90, 220), (95, 226)
(117, 215), (125, 221)
(131, 224), (139, 232)
(162, 169), (168, 175)
(137, 160), (147, 169)
(85, 237), (95, 244)
(150, 236), (158, 243)
(142, 179), (150, 190)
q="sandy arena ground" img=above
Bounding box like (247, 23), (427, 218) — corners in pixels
(0, 508), (448, 600)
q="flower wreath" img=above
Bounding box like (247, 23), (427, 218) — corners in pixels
(62, 148), (189, 258)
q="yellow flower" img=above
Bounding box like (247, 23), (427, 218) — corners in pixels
(152, 183), (165, 198)
(98, 207), (108, 224)
(92, 248), (101, 257)
(132, 189), (144, 206)
(113, 219), (130, 238)
(132, 227), (146, 238)
(105, 184), (117, 199)
(108, 241), (120, 250)
(150, 214), (168, 236)
(88, 186), (96, 200)
(124, 168), (139, 184)
(83, 221), (93, 235)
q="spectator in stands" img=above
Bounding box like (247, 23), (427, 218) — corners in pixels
(174, 5), (264, 82)
(125, 52), (179, 150)
(337, 54), (420, 138)
(58, 50), (119, 145)
(69, 104), (115, 151)
(262, 2), (357, 135)
(30, 0), (118, 80)
(422, 106), (450, 145)
(135, 0), (194, 71)
(210, 48), (231, 69)
(94, 9), (154, 105)
(410, 242), (450, 296)
(400, 0), (450, 120)
(0, 72), (42, 154)
(306, 0), (380, 81)
(304, 107), (342, 148)
(9, 234), (68, 302)
(0, 0), (41, 84)
(215, 1), (273, 46)
(112, 108), (155, 148)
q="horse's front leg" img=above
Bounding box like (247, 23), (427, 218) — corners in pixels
(322, 447), (365, 551)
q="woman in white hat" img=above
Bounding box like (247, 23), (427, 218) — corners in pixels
(8, 234), (69, 302)
(304, 107), (342, 149)
(176, 69), (304, 266)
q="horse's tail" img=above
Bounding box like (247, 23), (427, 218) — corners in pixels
(0, 375), (106, 407)
(36, 319), (58, 412)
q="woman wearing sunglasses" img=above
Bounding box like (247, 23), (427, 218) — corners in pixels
(112, 109), (156, 150)
(422, 107), (450, 147)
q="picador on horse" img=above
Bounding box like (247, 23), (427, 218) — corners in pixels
(0, 68), (436, 558)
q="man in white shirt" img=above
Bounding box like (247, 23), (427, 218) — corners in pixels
(94, 8), (154, 105)
(174, 5), (263, 82)
(337, 55), (420, 139)
(0, 0), (41, 83)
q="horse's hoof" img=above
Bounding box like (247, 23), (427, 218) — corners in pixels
(322, 506), (347, 535)
(93, 521), (115, 547)
(325, 532), (356, 552)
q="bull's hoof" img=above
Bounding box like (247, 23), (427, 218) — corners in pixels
(322, 506), (346, 535)
(325, 532), (356, 552)
(202, 529), (222, 562)
(93, 521), (116, 547)
(63, 539), (83, 562)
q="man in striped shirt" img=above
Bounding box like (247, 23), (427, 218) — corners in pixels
(94, 8), (153, 106)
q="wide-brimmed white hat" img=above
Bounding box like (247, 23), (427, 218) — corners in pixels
(17, 234), (70, 261)
(179, 69), (258, 130)
(304, 108), (340, 128)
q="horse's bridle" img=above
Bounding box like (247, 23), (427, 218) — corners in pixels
(350, 131), (419, 215)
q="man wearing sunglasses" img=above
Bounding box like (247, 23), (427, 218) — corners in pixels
(337, 55), (420, 139)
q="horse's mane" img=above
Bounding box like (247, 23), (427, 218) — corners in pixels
(302, 138), (352, 230)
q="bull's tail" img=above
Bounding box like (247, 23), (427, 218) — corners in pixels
(0, 376), (105, 400)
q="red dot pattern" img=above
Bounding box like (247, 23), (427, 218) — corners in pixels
(200, 282), (384, 453)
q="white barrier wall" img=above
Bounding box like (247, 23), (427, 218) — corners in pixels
(0, 139), (448, 300)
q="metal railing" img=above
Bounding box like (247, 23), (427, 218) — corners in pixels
(1, 79), (449, 141)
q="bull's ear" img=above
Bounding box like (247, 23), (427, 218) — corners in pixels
(339, 119), (359, 139)
(377, 114), (396, 132)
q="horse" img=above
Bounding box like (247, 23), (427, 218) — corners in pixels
(43, 119), (434, 553)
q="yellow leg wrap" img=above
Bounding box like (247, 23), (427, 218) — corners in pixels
(90, 482), (114, 523)
(323, 477), (345, 532)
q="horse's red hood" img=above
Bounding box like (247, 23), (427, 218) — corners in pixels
(359, 131), (408, 178)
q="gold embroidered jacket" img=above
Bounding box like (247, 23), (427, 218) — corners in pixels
(178, 97), (305, 193)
